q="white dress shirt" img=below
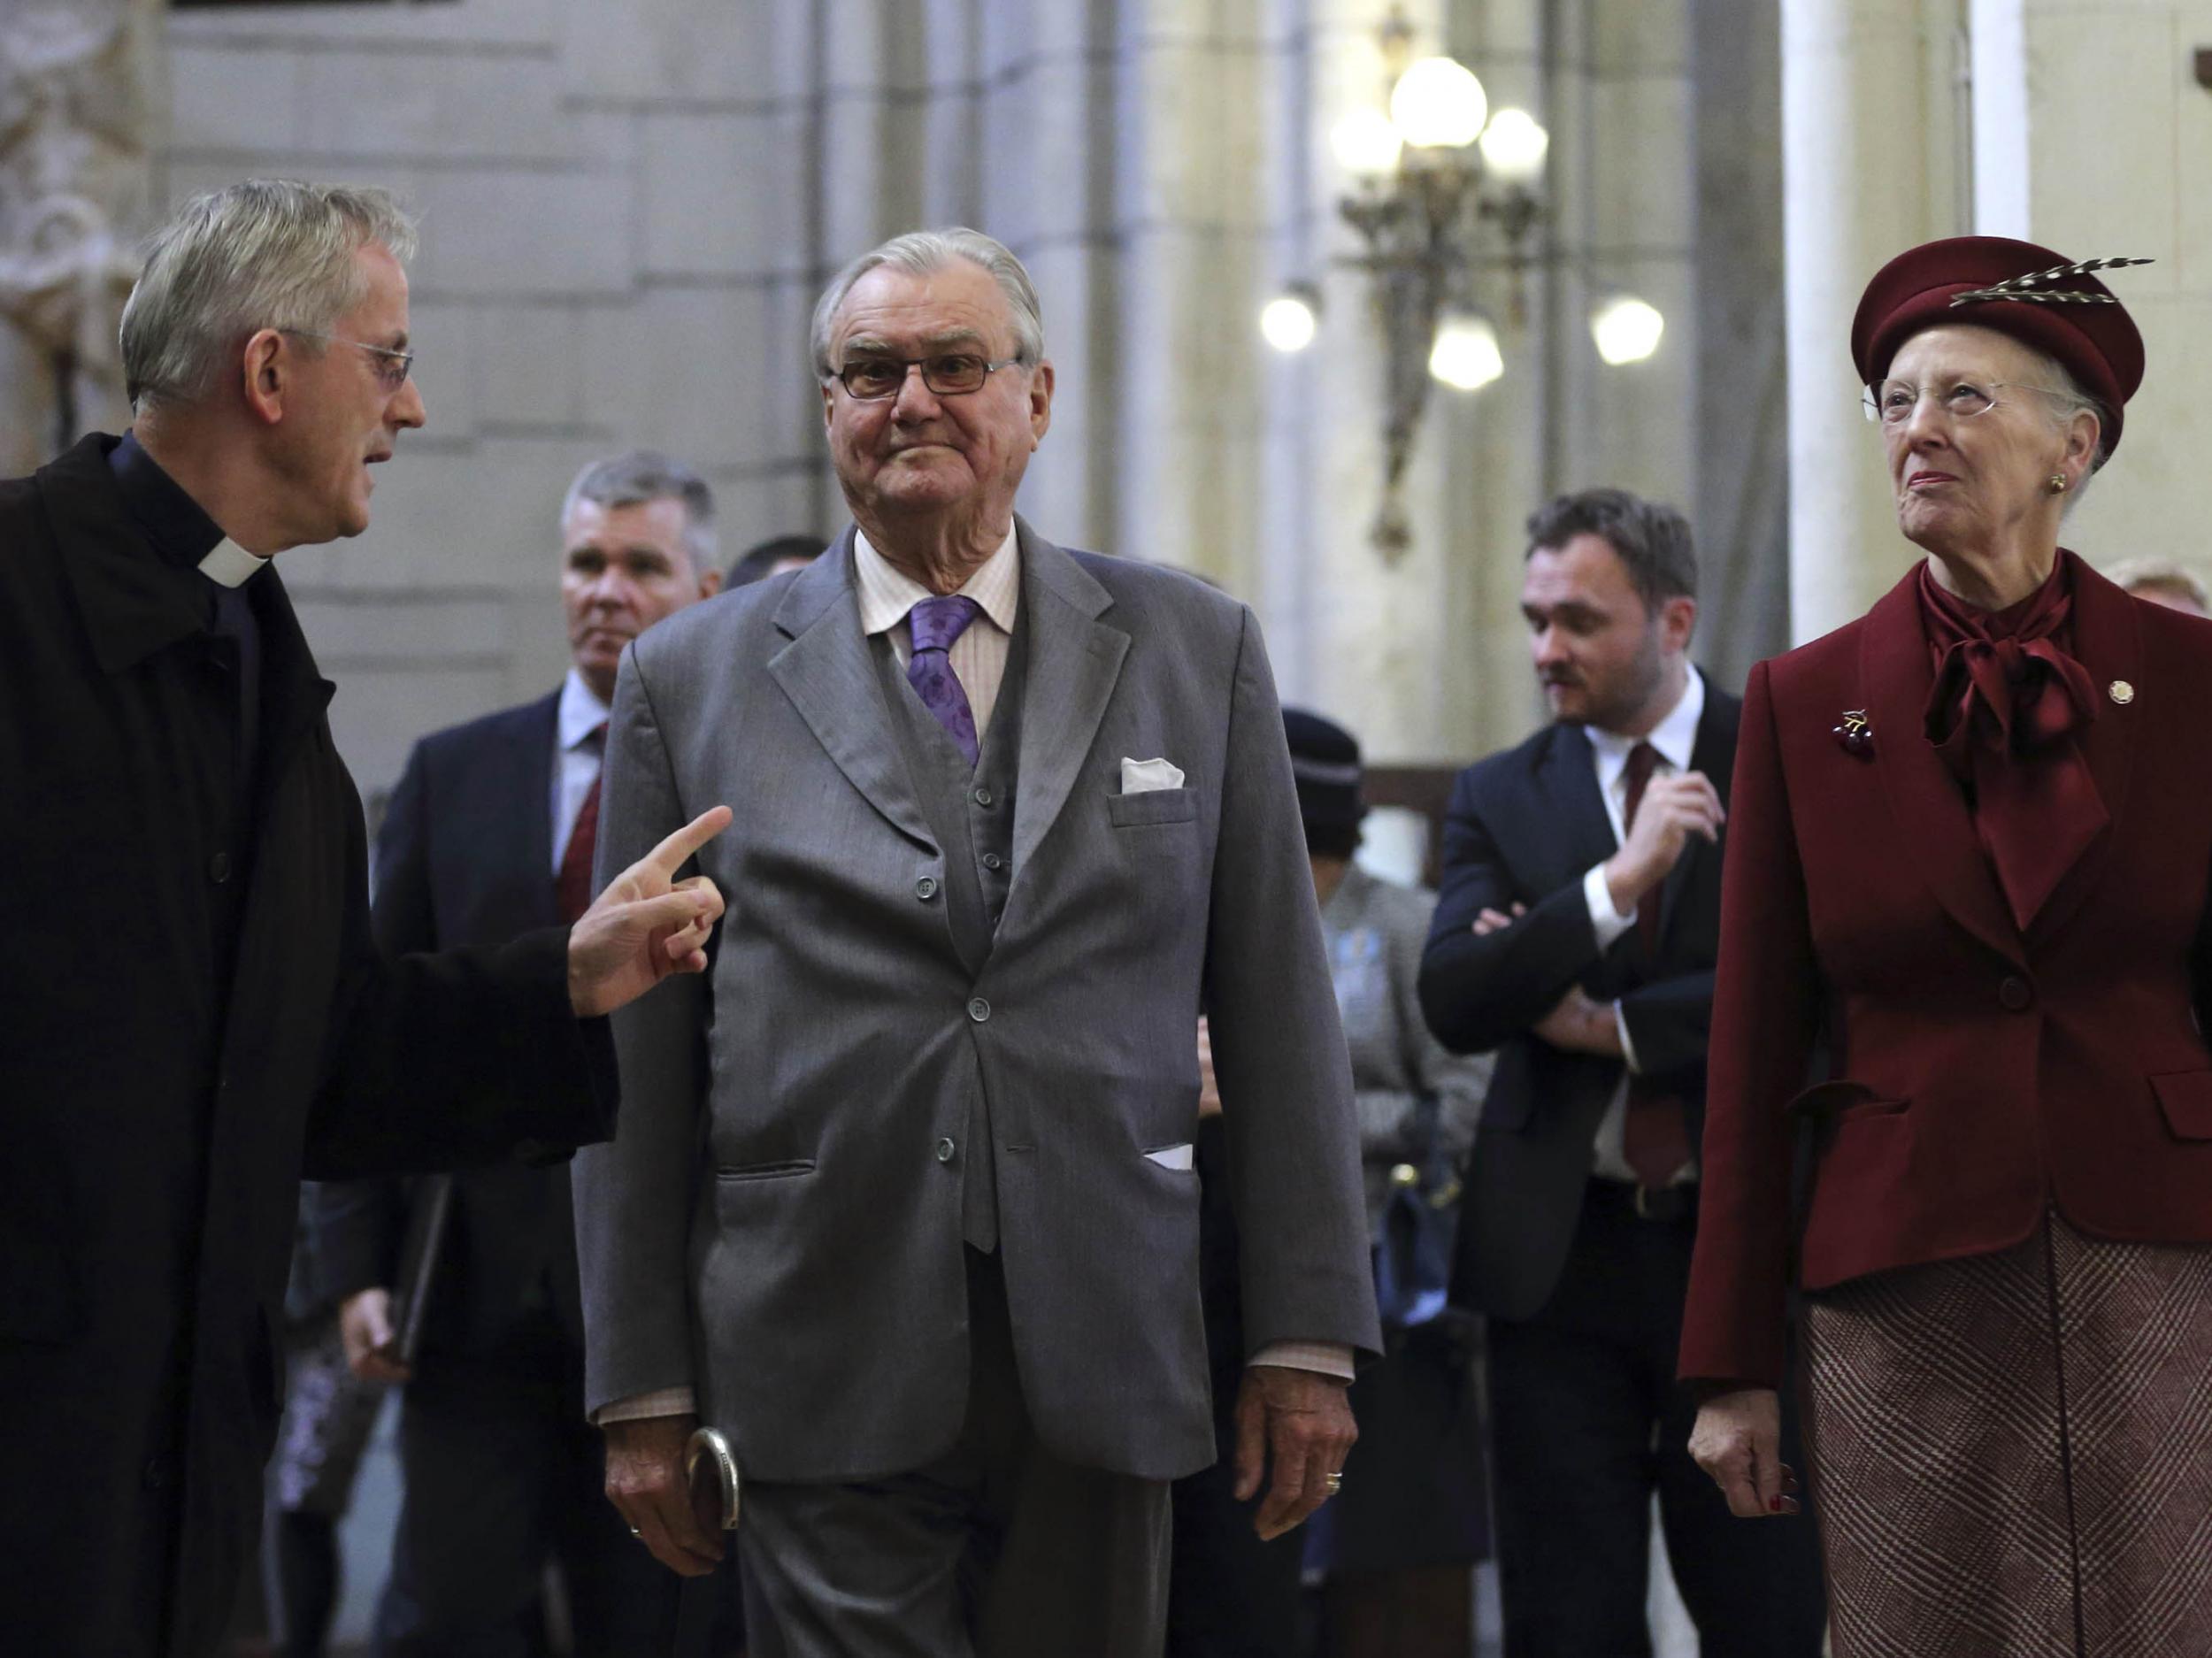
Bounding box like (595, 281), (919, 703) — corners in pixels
(851, 525), (1021, 733)
(1578, 665), (1705, 1186)
(551, 668), (611, 874)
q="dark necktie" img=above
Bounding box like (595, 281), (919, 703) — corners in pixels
(557, 725), (607, 925)
(1618, 741), (1693, 1190)
(908, 595), (982, 767)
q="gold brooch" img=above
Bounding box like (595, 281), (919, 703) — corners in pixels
(1832, 709), (1874, 757)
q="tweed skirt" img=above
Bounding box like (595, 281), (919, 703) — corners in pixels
(1801, 1210), (2212, 1657)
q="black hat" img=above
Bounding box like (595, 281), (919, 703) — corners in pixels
(1282, 708), (1365, 834)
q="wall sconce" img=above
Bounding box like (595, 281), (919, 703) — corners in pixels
(1261, 6), (1663, 557)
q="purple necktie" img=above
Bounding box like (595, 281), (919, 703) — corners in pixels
(907, 595), (981, 766)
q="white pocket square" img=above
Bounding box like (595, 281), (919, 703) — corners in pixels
(1143, 1142), (1194, 1171)
(1120, 756), (1185, 794)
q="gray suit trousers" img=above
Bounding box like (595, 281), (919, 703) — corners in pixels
(736, 1251), (1171, 1658)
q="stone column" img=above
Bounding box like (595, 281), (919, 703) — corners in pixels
(1975, 0), (2203, 576)
(0, 0), (162, 473)
(1780, 0), (1962, 642)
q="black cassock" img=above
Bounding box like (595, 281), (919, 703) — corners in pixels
(0, 433), (618, 1658)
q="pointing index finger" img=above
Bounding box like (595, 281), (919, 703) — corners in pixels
(644, 806), (733, 879)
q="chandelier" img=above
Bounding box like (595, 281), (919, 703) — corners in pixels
(1263, 7), (1665, 557)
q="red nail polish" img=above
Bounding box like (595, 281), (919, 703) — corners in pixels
(1768, 1495), (1782, 1513)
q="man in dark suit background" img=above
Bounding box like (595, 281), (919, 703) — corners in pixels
(1417, 489), (1825, 1656)
(309, 450), (722, 1655)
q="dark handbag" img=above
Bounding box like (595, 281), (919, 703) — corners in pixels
(1372, 1094), (1463, 1332)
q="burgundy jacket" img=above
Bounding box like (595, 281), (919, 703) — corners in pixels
(1679, 553), (2212, 1386)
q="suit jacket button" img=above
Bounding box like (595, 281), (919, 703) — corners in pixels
(967, 997), (991, 1024)
(972, 786), (994, 807)
(1999, 975), (2033, 1011)
(209, 851), (231, 884)
(915, 876), (939, 902)
(935, 1136), (956, 1163)
(981, 853), (1003, 872)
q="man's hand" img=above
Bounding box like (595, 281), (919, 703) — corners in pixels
(1531, 986), (1625, 1057)
(1232, 1364), (1356, 1541)
(1688, 1386), (1800, 1518)
(1471, 901), (1527, 937)
(1196, 1017), (1222, 1118)
(1603, 770), (1724, 917)
(337, 1287), (411, 1385)
(603, 1413), (724, 1577)
(568, 806), (734, 1017)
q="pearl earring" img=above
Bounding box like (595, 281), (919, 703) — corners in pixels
(2049, 473), (2068, 494)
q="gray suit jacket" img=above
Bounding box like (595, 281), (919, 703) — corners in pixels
(573, 522), (1379, 1484)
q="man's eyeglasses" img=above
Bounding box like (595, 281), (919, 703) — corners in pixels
(1862, 379), (2070, 426)
(829, 353), (1022, 402)
(284, 329), (415, 391)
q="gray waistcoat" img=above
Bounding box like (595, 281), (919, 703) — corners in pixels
(871, 613), (1026, 1247)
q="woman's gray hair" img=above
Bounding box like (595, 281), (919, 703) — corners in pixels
(560, 449), (718, 572)
(2021, 343), (2114, 496)
(119, 179), (419, 411)
(809, 228), (1044, 379)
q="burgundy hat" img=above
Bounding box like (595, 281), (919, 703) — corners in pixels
(1850, 236), (2150, 454)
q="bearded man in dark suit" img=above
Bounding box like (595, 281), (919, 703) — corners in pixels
(1417, 489), (1825, 1657)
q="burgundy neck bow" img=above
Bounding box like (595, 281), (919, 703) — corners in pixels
(1916, 557), (2108, 929)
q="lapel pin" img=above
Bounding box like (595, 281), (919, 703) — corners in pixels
(1832, 709), (1874, 758)
(2108, 679), (2135, 705)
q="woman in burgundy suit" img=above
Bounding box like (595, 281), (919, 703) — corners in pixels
(1678, 236), (2212, 1657)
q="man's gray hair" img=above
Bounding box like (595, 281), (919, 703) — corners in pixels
(119, 179), (419, 411)
(560, 449), (718, 572)
(2101, 556), (2209, 612)
(809, 228), (1045, 379)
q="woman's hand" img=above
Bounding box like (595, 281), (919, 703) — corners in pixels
(1688, 1386), (1801, 1517)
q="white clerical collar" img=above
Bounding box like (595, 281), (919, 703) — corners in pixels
(198, 539), (270, 589)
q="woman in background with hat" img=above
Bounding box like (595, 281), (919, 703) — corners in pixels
(1678, 236), (2212, 1654)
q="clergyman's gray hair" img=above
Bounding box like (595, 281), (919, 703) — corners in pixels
(119, 179), (419, 411)
(560, 449), (718, 572)
(808, 228), (1045, 379)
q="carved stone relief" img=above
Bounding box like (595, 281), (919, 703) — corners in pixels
(0, 0), (158, 472)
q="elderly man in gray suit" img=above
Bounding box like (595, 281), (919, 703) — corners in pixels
(572, 227), (1380, 1657)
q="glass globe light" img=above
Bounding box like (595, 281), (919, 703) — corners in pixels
(1389, 57), (1488, 150)
(1591, 296), (1665, 365)
(1331, 107), (1404, 176)
(1259, 292), (1320, 354)
(1429, 311), (1503, 391)
(1478, 107), (1548, 185)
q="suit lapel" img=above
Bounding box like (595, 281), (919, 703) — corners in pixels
(1535, 722), (1621, 887)
(1010, 522), (1129, 878)
(767, 530), (938, 851)
(1654, 685), (1738, 948)
(2027, 551), (2139, 944)
(1861, 565), (2025, 967)
(515, 692), (562, 925)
